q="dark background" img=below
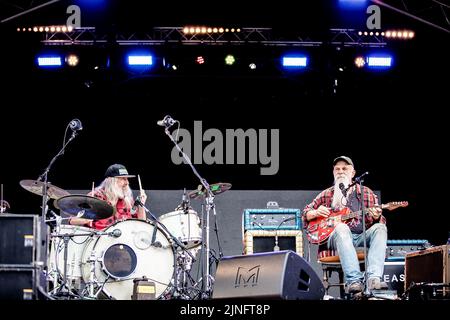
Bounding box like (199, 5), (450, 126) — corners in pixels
(0, 1), (449, 246)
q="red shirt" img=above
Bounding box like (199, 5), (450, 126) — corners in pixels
(88, 189), (137, 230)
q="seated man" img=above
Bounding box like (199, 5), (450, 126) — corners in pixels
(69, 163), (147, 230)
(303, 156), (388, 294)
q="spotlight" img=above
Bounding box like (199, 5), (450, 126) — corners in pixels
(196, 56), (205, 64)
(354, 56), (365, 68)
(66, 54), (79, 67)
(249, 63), (256, 70)
(225, 54), (235, 65)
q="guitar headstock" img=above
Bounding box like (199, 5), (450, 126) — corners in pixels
(383, 201), (409, 211)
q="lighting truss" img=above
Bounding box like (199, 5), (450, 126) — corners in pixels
(42, 27), (387, 48)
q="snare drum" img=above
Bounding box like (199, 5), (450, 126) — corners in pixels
(48, 225), (93, 288)
(81, 219), (175, 300)
(158, 209), (202, 249)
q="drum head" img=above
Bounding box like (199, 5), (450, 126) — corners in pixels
(102, 243), (137, 279)
(81, 219), (175, 300)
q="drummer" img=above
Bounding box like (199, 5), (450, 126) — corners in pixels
(69, 164), (147, 230)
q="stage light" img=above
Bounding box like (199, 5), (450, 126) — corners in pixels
(282, 56), (308, 68)
(338, 0), (368, 9)
(128, 55), (153, 66)
(196, 56), (205, 64)
(66, 54), (79, 67)
(225, 55), (235, 65)
(249, 63), (256, 70)
(366, 55), (393, 68)
(37, 56), (62, 67)
(354, 56), (365, 68)
(384, 29), (414, 39)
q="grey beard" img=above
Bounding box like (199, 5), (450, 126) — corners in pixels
(332, 177), (351, 210)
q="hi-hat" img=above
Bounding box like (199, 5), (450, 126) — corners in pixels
(55, 195), (114, 220)
(188, 182), (232, 200)
(20, 179), (71, 200)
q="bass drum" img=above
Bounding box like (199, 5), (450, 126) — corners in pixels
(81, 219), (175, 300)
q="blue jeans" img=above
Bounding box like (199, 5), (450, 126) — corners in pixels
(327, 222), (388, 284)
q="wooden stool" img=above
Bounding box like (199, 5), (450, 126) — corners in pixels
(318, 251), (365, 298)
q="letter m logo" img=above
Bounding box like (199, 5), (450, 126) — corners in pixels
(235, 265), (260, 287)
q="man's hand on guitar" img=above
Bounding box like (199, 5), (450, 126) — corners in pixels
(307, 205), (330, 220)
(367, 207), (382, 220)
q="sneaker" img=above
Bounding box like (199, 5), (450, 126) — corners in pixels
(347, 281), (364, 294)
(368, 277), (389, 290)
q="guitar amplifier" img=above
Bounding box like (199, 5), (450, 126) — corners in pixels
(385, 239), (430, 262)
(405, 245), (450, 297)
(243, 208), (301, 231)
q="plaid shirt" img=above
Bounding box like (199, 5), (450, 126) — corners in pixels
(88, 189), (137, 230)
(302, 184), (386, 231)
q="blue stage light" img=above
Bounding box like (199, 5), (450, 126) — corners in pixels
(366, 55), (393, 68)
(282, 56), (308, 68)
(37, 56), (62, 67)
(127, 55), (153, 66)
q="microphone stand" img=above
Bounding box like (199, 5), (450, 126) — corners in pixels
(353, 172), (371, 297)
(36, 129), (79, 299)
(161, 124), (216, 299)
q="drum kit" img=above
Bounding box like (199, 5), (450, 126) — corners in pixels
(19, 179), (232, 300)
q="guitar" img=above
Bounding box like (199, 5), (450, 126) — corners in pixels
(306, 201), (408, 245)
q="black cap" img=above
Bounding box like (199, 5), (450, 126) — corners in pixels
(333, 156), (354, 167)
(105, 164), (135, 178)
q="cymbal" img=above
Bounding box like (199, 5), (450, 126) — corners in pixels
(188, 182), (232, 200)
(20, 179), (71, 200)
(55, 195), (114, 220)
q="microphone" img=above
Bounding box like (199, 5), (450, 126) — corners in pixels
(339, 183), (347, 197)
(69, 119), (83, 131)
(133, 196), (143, 210)
(157, 115), (176, 128)
(109, 229), (122, 238)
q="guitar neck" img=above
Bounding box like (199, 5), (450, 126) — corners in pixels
(341, 205), (380, 221)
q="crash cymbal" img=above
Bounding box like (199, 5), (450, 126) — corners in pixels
(55, 195), (114, 220)
(20, 179), (71, 200)
(188, 182), (232, 200)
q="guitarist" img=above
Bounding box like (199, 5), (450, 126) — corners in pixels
(303, 156), (388, 294)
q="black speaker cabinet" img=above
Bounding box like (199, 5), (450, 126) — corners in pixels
(243, 230), (303, 256)
(0, 214), (38, 266)
(405, 245), (450, 297)
(212, 250), (324, 300)
(383, 261), (405, 296)
(0, 268), (35, 300)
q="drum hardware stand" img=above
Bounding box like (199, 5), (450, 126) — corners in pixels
(133, 198), (198, 298)
(34, 120), (81, 299)
(159, 115), (217, 299)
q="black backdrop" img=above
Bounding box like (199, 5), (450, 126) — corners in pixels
(1, 1), (449, 246)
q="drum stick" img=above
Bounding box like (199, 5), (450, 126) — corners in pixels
(138, 175), (144, 195)
(92, 182), (95, 196)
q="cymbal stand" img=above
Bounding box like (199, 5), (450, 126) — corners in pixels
(35, 122), (80, 298)
(160, 119), (216, 298)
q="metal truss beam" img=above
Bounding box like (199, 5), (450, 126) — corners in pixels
(42, 27), (386, 48)
(372, 0), (450, 34)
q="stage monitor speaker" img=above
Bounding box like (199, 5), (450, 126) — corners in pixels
(212, 250), (324, 300)
(0, 214), (38, 266)
(405, 245), (450, 297)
